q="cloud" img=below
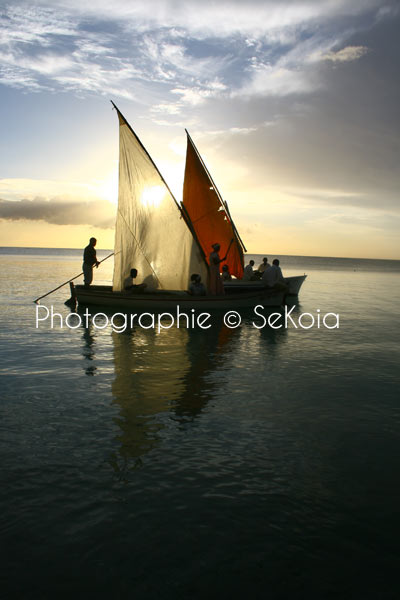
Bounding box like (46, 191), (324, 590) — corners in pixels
(0, 4), (77, 46)
(0, 50), (74, 75)
(0, 197), (115, 228)
(283, 186), (365, 202)
(0, 66), (48, 90)
(277, 184), (400, 215)
(319, 45), (369, 63)
(0, 0), (391, 103)
(151, 102), (182, 115)
(232, 64), (316, 98)
(171, 81), (227, 106)
(39, 0), (385, 40)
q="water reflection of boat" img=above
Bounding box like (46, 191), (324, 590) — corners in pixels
(75, 103), (285, 310)
(75, 301), (286, 470)
(110, 326), (181, 468)
(109, 316), (236, 469)
(173, 316), (239, 421)
(81, 320), (97, 376)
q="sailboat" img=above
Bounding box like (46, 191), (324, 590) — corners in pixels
(74, 103), (286, 310)
(182, 131), (307, 296)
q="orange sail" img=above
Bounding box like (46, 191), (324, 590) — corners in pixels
(182, 132), (245, 279)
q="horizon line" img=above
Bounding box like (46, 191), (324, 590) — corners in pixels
(1, 246), (399, 262)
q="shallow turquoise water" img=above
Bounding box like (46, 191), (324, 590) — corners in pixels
(1, 249), (400, 598)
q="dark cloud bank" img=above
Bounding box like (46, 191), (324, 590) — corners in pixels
(0, 197), (115, 229)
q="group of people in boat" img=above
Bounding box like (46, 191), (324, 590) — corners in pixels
(206, 244), (288, 295)
(83, 238), (288, 296)
(241, 256), (288, 292)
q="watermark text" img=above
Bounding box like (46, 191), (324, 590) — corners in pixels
(35, 304), (339, 333)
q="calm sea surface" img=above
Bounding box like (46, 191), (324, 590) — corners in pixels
(1, 247), (400, 599)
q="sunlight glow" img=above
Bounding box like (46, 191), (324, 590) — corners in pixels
(90, 169), (118, 205)
(140, 186), (166, 208)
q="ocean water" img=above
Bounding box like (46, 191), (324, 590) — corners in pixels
(1, 247), (400, 599)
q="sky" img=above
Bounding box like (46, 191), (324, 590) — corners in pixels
(0, 0), (399, 259)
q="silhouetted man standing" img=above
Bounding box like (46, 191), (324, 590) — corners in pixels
(83, 237), (99, 287)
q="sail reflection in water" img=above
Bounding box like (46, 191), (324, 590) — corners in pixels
(109, 316), (239, 470)
(111, 326), (187, 468)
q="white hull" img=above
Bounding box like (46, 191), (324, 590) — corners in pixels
(285, 275), (307, 295)
(74, 285), (285, 311)
(223, 274), (307, 296)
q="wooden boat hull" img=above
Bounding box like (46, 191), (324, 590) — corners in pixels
(74, 285), (285, 311)
(223, 274), (307, 296)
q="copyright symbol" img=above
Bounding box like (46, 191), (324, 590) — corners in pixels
(224, 310), (241, 328)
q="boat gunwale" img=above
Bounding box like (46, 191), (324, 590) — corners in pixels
(74, 284), (284, 304)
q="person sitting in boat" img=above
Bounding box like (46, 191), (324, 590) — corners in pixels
(82, 237), (100, 287)
(258, 257), (270, 273)
(262, 259), (288, 292)
(242, 260), (256, 281)
(188, 273), (206, 296)
(221, 264), (232, 281)
(209, 243), (227, 295)
(124, 268), (147, 293)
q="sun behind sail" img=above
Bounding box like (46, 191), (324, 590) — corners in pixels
(112, 105), (208, 292)
(182, 132), (245, 280)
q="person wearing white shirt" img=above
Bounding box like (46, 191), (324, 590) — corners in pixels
(258, 257), (270, 273)
(242, 260), (255, 281)
(262, 259), (288, 292)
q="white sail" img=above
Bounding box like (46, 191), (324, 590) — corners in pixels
(112, 106), (208, 292)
